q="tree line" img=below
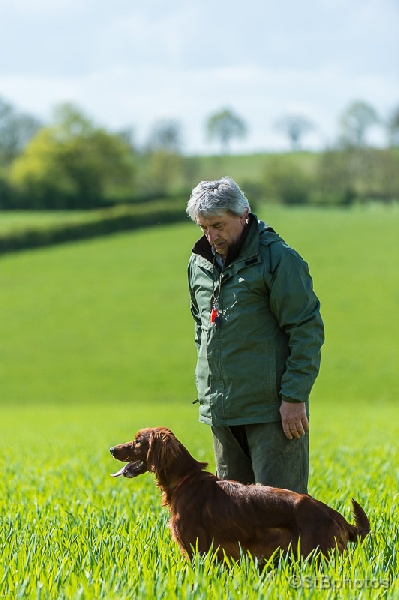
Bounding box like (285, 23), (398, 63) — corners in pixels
(0, 96), (398, 210)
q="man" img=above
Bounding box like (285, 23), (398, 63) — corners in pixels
(187, 176), (324, 494)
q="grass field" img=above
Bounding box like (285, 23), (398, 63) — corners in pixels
(0, 211), (94, 233)
(0, 204), (398, 598)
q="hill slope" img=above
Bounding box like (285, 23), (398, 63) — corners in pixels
(0, 204), (397, 407)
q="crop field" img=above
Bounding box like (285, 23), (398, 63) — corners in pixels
(0, 204), (398, 598)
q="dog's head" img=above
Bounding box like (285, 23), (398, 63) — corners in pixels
(110, 427), (181, 478)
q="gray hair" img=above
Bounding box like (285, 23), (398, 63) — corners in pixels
(186, 176), (251, 222)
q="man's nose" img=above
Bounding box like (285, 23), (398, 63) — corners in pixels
(207, 229), (218, 244)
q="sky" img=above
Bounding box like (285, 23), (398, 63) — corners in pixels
(0, 0), (398, 154)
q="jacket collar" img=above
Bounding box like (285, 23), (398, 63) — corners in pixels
(192, 213), (275, 268)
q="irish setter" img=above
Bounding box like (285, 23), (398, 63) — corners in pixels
(110, 427), (369, 564)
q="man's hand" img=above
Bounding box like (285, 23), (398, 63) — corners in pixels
(279, 400), (309, 440)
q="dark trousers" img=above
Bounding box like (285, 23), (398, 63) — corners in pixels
(211, 422), (309, 494)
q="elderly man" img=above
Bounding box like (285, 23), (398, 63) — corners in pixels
(187, 177), (324, 494)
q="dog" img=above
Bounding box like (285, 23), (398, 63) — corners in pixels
(110, 427), (370, 564)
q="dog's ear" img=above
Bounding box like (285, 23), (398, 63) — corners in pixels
(146, 428), (181, 474)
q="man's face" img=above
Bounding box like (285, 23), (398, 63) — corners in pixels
(196, 210), (248, 258)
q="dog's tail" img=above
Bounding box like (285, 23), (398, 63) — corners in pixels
(349, 498), (370, 542)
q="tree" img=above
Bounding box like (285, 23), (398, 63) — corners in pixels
(0, 96), (42, 164)
(206, 108), (247, 153)
(274, 114), (315, 151)
(137, 150), (183, 197)
(339, 100), (379, 148)
(264, 156), (311, 205)
(116, 126), (135, 151)
(387, 105), (399, 147)
(133, 119), (184, 197)
(10, 103), (136, 209)
(310, 150), (355, 206)
(146, 119), (182, 153)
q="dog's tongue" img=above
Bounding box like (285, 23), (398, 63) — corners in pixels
(110, 464), (130, 477)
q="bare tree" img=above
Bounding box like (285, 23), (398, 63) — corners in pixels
(339, 100), (379, 148)
(206, 108), (247, 154)
(275, 114), (315, 151)
(115, 127), (135, 151)
(387, 105), (399, 147)
(146, 119), (182, 153)
(0, 97), (42, 164)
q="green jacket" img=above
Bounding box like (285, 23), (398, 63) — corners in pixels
(188, 214), (324, 426)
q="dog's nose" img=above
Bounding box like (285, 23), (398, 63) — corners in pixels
(110, 447), (115, 456)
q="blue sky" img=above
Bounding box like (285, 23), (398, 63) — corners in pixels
(0, 0), (398, 153)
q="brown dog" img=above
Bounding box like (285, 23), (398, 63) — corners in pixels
(110, 427), (369, 564)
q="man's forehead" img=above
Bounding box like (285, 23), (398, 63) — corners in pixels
(196, 213), (229, 227)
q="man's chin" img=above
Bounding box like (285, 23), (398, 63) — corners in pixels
(214, 244), (227, 256)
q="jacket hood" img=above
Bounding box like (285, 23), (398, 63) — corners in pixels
(191, 213), (278, 267)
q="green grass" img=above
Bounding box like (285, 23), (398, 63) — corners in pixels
(1, 203), (397, 407)
(0, 222), (195, 405)
(0, 204), (398, 598)
(261, 203), (399, 407)
(0, 210), (94, 232)
(184, 151), (319, 187)
(0, 402), (398, 599)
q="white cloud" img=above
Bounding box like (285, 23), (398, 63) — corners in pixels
(0, 0), (397, 153)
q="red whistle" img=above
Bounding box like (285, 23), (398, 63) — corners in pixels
(210, 308), (219, 323)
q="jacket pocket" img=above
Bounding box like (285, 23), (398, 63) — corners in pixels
(223, 345), (280, 407)
(246, 346), (280, 404)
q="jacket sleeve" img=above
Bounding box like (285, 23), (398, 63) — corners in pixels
(187, 258), (202, 352)
(267, 242), (324, 402)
